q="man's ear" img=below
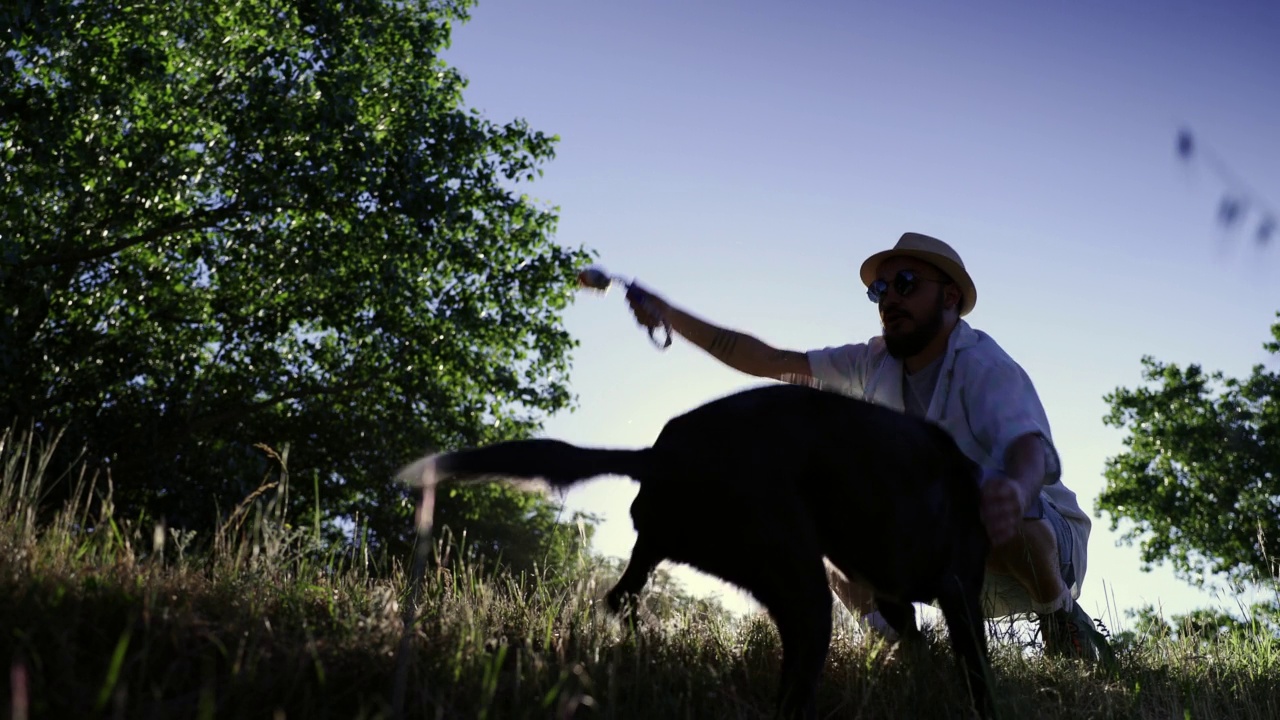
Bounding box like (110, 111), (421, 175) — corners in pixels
(944, 283), (962, 312)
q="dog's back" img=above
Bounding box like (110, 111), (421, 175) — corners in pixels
(806, 388), (986, 604)
(647, 383), (985, 603)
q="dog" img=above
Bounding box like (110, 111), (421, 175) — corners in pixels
(397, 382), (995, 719)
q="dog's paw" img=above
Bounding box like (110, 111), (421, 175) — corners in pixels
(603, 591), (646, 633)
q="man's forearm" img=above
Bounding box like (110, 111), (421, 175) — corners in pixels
(664, 305), (775, 374)
(1004, 433), (1049, 513)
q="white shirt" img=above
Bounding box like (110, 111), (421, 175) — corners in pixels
(804, 319), (1091, 597)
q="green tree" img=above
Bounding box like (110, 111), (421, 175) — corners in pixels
(1112, 601), (1280, 650)
(1, 0), (596, 567)
(432, 483), (599, 579)
(1097, 312), (1280, 590)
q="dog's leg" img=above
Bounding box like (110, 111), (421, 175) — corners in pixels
(873, 597), (921, 642)
(665, 515), (830, 718)
(760, 560), (832, 720)
(606, 531), (662, 631)
(936, 570), (996, 720)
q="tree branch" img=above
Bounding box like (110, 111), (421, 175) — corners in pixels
(10, 206), (250, 271)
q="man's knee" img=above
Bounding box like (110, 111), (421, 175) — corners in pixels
(984, 515), (1074, 606)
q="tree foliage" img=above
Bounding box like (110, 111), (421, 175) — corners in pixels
(1098, 313), (1280, 589)
(432, 483), (598, 579)
(1114, 601), (1280, 649)
(1, 0), (596, 568)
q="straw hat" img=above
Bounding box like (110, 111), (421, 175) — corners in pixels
(859, 232), (977, 316)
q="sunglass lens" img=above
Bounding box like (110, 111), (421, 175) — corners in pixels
(867, 279), (888, 303)
(893, 271), (918, 297)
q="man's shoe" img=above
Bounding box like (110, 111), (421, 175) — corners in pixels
(1039, 603), (1119, 672)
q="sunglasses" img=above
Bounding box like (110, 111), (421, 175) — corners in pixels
(866, 270), (947, 304)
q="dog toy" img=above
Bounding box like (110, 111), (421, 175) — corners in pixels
(577, 265), (673, 350)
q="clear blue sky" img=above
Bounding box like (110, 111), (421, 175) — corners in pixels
(440, 0), (1280, 629)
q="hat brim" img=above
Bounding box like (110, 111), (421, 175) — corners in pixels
(859, 249), (977, 316)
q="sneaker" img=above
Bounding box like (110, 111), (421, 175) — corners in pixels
(1039, 606), (1085, 657)
(1038, 603), (1119, 670)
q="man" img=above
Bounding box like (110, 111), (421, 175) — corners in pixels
(622, 231), (1111, 661)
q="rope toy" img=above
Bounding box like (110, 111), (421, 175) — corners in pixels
(577, 265), (673, 350)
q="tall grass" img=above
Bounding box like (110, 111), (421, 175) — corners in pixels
(3, 424), (1279, 719)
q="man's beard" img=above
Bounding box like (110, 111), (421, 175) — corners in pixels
(883, 291), (945, 360)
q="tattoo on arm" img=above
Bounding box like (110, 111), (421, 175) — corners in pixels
(708, 329), (739, 358)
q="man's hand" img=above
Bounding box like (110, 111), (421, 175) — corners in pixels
(625, 282), (670, 333)
(983, 433), (1051, 546)
(980, 475), (1026, 547)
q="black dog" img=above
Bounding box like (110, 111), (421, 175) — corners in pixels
(397, 383), (995, 719)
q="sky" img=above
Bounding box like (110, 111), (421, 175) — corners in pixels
(437, 0), (1280, 631)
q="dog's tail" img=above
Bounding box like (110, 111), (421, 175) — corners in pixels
(394, 439), (652, 588)
(395, 438), (654, 493)
(391, 437), (649, 692)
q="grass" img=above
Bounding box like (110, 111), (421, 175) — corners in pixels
(3, 426), (1280, 720)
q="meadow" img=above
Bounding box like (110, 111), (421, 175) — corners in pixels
(3, 426), (1278, 720)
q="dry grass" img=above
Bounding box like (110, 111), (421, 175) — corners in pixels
(2, 425), (1278, 720)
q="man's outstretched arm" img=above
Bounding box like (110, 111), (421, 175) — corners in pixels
(626, 283), (811, 381)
